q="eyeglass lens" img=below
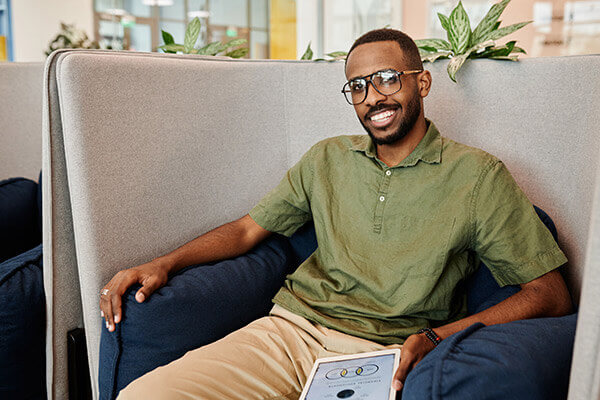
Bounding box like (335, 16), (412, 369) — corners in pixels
(344, 70), (402, 105)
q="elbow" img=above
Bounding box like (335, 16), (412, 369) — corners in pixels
(553, 292), (574, 317)
(540, 285), (573, 317)
(523, 270), (573, 318)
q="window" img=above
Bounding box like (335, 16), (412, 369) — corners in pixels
(0, 0), (12, 61)
(93, 0), (269, 57)
(322, 0), (401, 56)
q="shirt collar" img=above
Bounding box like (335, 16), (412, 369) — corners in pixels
(349, 119), (442, 167)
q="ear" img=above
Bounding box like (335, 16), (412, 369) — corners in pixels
(418, 70), (432, 98)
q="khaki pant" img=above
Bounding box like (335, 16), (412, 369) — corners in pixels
(118, 305), (401, 400)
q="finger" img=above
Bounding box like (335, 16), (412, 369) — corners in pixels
(110, 290), (123, 325)
(136, 276), (162, 303)
(393, 355), (413, 391)
(110, 271), (142, 325)
(101, 291), (115, 332)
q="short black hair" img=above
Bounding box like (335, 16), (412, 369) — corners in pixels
(345, 28), (423, 70)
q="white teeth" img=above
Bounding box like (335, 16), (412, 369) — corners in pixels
(370, 110), (395, 122)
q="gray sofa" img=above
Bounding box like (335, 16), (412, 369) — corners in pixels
(42, 49), (600, 399)
(1, 62), (43, 179)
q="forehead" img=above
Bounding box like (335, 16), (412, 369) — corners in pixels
(345, 41), (408, 80)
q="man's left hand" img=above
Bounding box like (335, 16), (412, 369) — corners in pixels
(392, 333), (436, 391)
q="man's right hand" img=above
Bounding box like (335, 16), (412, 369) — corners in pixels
(99, 259), (170, 332)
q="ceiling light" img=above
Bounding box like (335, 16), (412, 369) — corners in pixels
(142, 0), (174, 6)
(187, 10), (210, 18)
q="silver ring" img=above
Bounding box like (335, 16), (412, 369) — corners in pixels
(101, 289), (109, 296)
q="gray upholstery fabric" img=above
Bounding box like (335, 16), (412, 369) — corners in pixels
(43, 50), (85, 400)
(43, 50), (600, 399)
(0, 62), (43, 180)
(568, 160), (600, 400)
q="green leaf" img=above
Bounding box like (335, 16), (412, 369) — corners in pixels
(488, 55), (519, 61)
(159, 43), (185, 53)
(471, 0), (511, 45)
(184, 17), (202, 53)
(301, 42), (313, 60)
(196, 41), (224, 56)
(418, 46), (439, 53)
(438, 13), (451, 32)
(161, 30), (175, 45)
(484, 21), (531, 41)
(312, 58), (326, 61)
(474, 40), (516, 58)
(446, 40), (488, 81)
(512, 46), (527, 54)
(421, 51), (453, 63)
(326, 51), (348, 58)
(448, 1), (472, 54)
(222, 38), (247, 51)
(466, 40), (496, 58)
(447, 53), (470, 82)
(224, 47), (249, 58)
(415, 39), (452, 51)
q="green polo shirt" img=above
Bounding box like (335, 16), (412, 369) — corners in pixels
(249, 120), (567, 344)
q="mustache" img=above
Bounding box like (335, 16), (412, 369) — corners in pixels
(365, 104), (400, 119)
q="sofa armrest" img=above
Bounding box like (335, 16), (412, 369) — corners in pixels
(403, 313), (578, 400)
(98, 234), (295, 400)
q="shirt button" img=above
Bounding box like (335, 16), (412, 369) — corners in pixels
(379, 196), (385, 202)
(385, 170), (391, 176)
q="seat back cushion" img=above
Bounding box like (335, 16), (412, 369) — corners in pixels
(98, 234), (295, 400)
(0, 244), (45, 399)
(0, 177), (41, 262)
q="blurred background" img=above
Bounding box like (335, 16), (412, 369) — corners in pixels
(0, 0), (599, 62)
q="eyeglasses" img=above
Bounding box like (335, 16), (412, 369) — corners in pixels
(341, 69), (423, 105)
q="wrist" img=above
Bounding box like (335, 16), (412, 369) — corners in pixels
(153, 256), (178, 274)
(416, 328), (442, 347)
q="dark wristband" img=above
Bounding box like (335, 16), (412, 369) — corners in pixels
(416, 328), (442, 347)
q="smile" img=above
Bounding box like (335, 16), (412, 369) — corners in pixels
(368, 108), (397, 128)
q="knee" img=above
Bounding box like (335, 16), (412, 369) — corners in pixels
(117, 370), (170, 400)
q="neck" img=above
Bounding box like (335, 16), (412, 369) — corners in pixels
(376, 116), (428, 167)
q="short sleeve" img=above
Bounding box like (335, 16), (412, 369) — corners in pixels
(249, 146), (315, 237)
(471, 160), (568, 287)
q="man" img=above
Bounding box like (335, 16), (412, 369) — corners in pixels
(103, 29), (572, 399)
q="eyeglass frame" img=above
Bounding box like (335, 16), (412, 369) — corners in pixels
(341, 69), (423, 105)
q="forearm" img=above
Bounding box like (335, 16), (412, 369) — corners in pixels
(435, 271), (573, 340)
(155, 215), (263, 274)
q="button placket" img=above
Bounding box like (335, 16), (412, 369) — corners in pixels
(373, 169), (392, 233)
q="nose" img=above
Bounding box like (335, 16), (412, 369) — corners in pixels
(364, 81), (387, 106)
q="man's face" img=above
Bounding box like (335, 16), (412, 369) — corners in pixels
(345, 41), (424, 145)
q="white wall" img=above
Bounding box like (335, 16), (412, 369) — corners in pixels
(12, 0), (94, 62)
(296, 0), (320, 59)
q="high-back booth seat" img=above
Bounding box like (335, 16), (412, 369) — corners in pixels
(0, 63), (46, 399)
(43, 50), (600, 400)
(1, 63), (44, 181)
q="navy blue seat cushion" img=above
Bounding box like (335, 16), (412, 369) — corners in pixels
(99, 234), (297, 400)
(0, 244), (45, 399)
(0, 177), (41, 263)
(403, 313), (578, 400)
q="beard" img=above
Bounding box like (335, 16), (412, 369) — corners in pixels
(360, 91), (422, 146)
